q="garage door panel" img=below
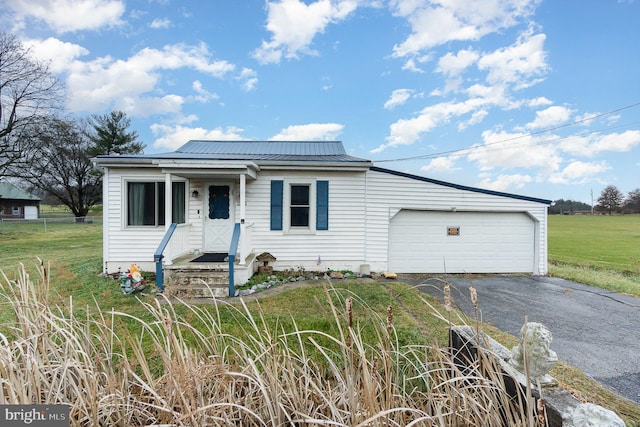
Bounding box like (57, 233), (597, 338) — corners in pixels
(389, 211), (534, 273)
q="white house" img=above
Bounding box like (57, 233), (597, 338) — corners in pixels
(94, 140), (551, 286)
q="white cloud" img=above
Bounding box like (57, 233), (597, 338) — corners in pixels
(525, 105), (573, 129)
(560, 130), (640, 157)
(527, 97), (553, 107)
(476, 173), (533, 192)
(384, 89), (413, 109)
(23, 37), (89, 73)
(116, 94), (184, 117)
(458, 109), (489, 130)
(436, 49), (479, 77)
(548, 160), (610, 185)
(467, 130), (562, 173)
(64, 43), (235, 113)
(477, 30), (548, 89)
(151, 124), (245, 150)
(373, 98), (489, 152)
(149, 18), (172, 29)
(7, 0), (125, 33)
(252, 0), (359, 64)
(270, 123), (344, 140)
(401, 58), (424, 73)
(191, 81), (219, 103)
(420, 156), (459, 173)
(237, 68), (258, 91)
(390, 0), (541, 57)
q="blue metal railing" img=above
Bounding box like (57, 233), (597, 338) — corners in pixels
(154, 223), (177, 293)
(228, 223), (241, 297)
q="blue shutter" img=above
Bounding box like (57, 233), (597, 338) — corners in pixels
(316, 180), (329, 230)
(270, 180), (283, 230)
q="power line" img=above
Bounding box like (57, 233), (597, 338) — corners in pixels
(374, 101), (640, 163)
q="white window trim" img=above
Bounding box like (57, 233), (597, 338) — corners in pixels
(283, 179), (316, 234)
(122, 177), (187, 229)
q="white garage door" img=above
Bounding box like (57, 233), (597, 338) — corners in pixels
(24, 206), (38, 219)
(389, 210), (535, 273)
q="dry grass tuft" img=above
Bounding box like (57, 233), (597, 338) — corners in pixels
(0, 264), (539, 426)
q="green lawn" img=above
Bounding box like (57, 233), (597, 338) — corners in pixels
(548, 214), (640, 273)
(1, 213), (640, 422)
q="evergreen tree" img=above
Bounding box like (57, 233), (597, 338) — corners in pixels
(87, 111), (144, 156)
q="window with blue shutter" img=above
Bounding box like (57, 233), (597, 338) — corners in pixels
(316, 180), (329, 230)
(270, 180), (283, 230)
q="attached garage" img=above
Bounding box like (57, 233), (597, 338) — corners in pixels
(388, 210), (537, 273)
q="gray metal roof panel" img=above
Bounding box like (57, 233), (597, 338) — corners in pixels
(176, 140), (348, 156)
(97, 140), (370, 163)
(0, 182), (40, 201)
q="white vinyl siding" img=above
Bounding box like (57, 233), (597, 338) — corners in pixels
(247, 170), (367, 271)
(102, 169), (193, 272)
(100, 165), (548, 276)
(364, 169), (547, 275)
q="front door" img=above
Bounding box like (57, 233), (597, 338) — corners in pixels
(204, 184), (234, 252)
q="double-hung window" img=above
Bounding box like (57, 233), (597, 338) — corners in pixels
(127, 181), (186, 226)
(270, 180), (328, 231)
(290, 185), (310, 227)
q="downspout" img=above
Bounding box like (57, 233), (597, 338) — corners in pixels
(102, 167), (109, 274)
(364, 169), (368, 267)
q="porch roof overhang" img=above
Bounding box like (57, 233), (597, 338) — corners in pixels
(153, 160), (260, 179)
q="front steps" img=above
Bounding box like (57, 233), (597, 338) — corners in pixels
(163, 256), (252, 299)
(164, 263), (230, 298)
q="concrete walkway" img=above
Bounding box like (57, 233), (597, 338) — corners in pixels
(405, 275), (640, 404)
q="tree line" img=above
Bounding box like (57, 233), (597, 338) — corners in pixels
(0, 32), (143, 218)
(550, 186), (640, 215)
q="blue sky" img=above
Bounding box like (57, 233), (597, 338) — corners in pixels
(2, 0), (639, 204)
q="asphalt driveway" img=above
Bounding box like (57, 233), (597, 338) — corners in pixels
(401, 274), (640, 404)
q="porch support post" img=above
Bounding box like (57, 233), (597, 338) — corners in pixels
(165, 173), (172, 231)
(239, 173), (247, 265)
(164, 173), (173, 266)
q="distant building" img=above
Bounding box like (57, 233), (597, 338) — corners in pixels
(0, 182), (41, 219)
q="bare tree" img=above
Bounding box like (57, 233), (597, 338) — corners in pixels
(624, 188), (640, 214)
(0, 32), (63, 175)
(20, 118), (102, 219)
(597, 185), (624, 215)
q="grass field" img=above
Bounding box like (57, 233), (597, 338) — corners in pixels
(548, 214), (640, 273)
(1, 213), (639, 423)
(548, 214), (640, 297)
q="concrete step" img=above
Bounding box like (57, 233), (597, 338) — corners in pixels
(165, 263), (230, 298)
(167, 269), (229, 286)
(168, 282), (229, 299)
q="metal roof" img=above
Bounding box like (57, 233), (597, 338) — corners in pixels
(0, 182), (40, 201)
(106, 140), (372, 163)
(177, 140), (348, 156)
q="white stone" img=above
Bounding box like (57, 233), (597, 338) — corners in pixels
(572, 403), (624, 427)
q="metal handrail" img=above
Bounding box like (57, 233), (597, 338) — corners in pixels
(154, 223), (177, 293)
(228, 223), (241, 297)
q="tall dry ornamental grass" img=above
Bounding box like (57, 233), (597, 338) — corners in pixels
(0, 264), (538, 426)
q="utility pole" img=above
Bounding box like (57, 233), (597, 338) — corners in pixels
(590, 189), (594, 215)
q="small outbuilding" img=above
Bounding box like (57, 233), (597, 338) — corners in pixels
(0, 182), (40, 219)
